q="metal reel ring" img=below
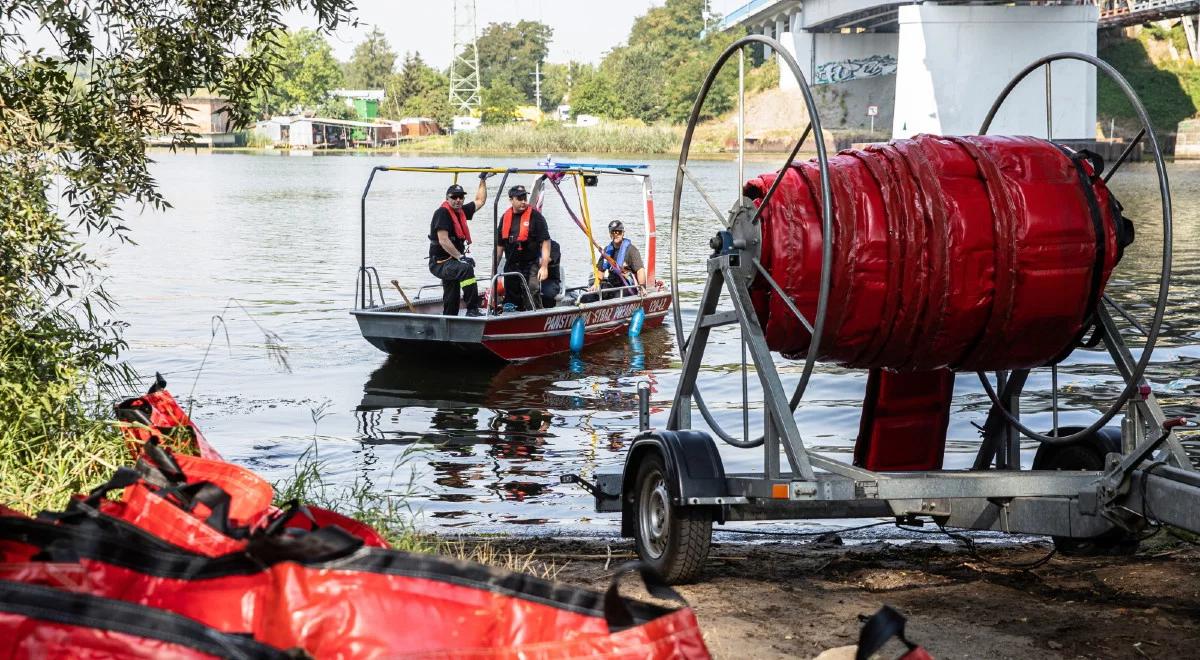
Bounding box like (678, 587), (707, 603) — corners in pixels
(670, 34), (834, 448)
(976, 52), (1172, 445)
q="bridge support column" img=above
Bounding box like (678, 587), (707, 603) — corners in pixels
(893, 4), (1098, 139)
(1183, 14), (1199, 62)
(777, 11), (806, 91)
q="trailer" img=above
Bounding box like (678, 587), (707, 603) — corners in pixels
(566, 37), (1200, 584)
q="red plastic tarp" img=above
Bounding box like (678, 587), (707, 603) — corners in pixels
(114, 385), (223, 460)
(0, 514), (708, 659)
(0, 579), (291, 660)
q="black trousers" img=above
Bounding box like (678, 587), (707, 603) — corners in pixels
(429, 257), (480, 316)
(503, 260), (542, 311)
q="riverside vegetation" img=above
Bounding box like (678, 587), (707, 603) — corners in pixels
(0, 1), (354, 514)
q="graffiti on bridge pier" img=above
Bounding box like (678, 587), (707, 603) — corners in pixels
(815, 54), (897, 85)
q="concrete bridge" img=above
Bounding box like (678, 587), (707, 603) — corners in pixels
(718, 0), (1198, 138)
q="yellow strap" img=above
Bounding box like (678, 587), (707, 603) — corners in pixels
(576, 173), (603, 287)
(459, 277), (476, 288)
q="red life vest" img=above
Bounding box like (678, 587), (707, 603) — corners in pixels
(501, 206), (533, 245)
(440, 201), (471, 243)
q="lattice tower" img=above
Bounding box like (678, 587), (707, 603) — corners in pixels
(450, 0), (481, 114)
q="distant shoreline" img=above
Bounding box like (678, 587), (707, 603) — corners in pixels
(146, 145), (824, 159)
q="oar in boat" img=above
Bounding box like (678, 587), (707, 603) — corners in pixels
(390, 280), (417, 313)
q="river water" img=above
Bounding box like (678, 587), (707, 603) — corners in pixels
(105, 151), (1200, 536)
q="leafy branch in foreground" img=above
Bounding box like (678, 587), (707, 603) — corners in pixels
(0, 1), (356, 512)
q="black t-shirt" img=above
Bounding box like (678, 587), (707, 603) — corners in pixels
(499, 207), (550, 265)
(428, 201), (476, 260)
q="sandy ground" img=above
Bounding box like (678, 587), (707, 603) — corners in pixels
(493, 535), (1200, 659)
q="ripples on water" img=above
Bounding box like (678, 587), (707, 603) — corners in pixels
(107, 152), (1200, 534)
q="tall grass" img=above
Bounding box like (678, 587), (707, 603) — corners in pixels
(451, 122), (679, 155)
(272, 442), (431, 553)
(272, 417), (560, 578)
(0, 388), (126, 514)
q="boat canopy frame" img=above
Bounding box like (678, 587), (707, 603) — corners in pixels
(356, 164), (658, 311)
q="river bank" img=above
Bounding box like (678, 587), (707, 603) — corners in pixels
(482, 535), (1200, 659)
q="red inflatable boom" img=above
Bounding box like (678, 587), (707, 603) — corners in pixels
(747, 135), (1132, 371)
(0, 384), (711, 658)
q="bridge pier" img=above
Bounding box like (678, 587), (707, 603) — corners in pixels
(893, 4), (1098, 139)
(1184, 14), (1199, 62)
(719, 1), (1101, 138)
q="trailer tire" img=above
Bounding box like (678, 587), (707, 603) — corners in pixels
(632, 452), (712, 584)
(1034, 428), (1139, 556)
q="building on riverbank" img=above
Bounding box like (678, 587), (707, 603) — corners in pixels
(146, 95), (238, 147)
(330, 89), (386, 121)
(254, 116), (395, 149)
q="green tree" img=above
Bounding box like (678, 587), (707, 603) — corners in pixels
(474, 20), (553, 103)
(401, 90), (454, 128)
(344, 26), (396, 90)
(594, 0), (744, 124)
(542, 61), (593, 112)
(383, 52), (453, 127)
(481, 81), (522, 124)
(661, 29), (743, 124)
(386, 53), (443, 111)
(0, 0), (353, 511)
(601, 45), (666, 121)
(317, 98), (357, 120)
(254, 29), (344, 116)
(571, 70), (620, 118)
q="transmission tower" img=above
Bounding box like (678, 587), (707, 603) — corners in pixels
(450, 0), (481, 115)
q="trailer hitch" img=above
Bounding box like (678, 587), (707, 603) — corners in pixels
(1098, 416), (1191, 523)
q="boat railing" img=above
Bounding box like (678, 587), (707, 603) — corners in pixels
(575, 283), (646, 303)
(355, 266), (387, 309)
(413, 284), (443, 300)
(488, 272), (538, 313)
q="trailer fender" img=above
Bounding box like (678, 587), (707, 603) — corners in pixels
(620, 430), (727, 536)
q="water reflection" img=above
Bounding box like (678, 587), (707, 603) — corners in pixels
(354, 330), (675, 522)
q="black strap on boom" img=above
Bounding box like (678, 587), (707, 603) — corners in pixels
(1050, 145), (1112, 365)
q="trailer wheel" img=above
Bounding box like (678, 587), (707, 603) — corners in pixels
(632, 452), (712, 584)
(1034, 430), (1139, 556)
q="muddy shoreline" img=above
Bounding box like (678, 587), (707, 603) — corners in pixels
(484, 535), (1200, 659)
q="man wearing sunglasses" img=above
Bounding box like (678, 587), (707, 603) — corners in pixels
(592, 219), (645, 298)
(428, 175), (489, 317)
(496, 184), (551, 311)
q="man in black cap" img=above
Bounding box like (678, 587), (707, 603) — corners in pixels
(496, 184), (551, 311)
(428, 175), (489, 316)
(592, 219), (645, 297)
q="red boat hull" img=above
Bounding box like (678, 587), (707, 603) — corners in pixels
(353, 291), (672, 362)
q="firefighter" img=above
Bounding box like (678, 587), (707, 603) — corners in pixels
(428, 175), (488, 316)
(495, 184), (551, 311)
(592, 219), (645, 298)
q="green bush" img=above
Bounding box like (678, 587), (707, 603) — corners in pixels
(0, 0), (354, 514)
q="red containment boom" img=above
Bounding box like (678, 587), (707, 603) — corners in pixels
(746, 135), (1131, 372)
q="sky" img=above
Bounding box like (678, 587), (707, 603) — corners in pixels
(289, 0), (748, 67)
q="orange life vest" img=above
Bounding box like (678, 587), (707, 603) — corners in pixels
(501, 206), (533, 245)
(440, 201), (471, 243)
